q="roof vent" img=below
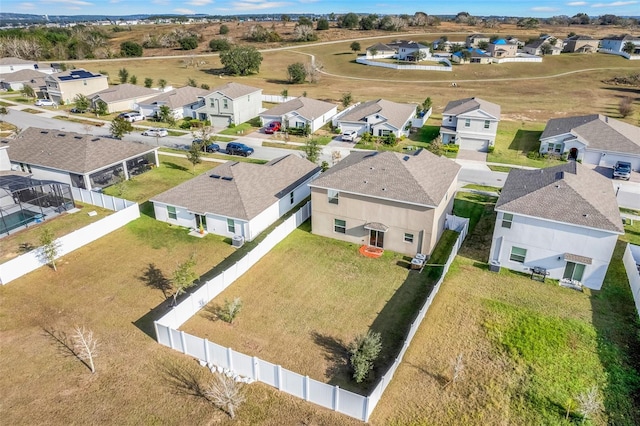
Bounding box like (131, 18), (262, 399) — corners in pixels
(91, 138), (99, 142)
(74, 136), (82, 139)
(583, 214), (589, 217)
(221, 176), (233, 181)
(210, 174), (221, 179)
(403, 156), (410, 161)
(40, 131), (49, 134)
(382, 188), (386, 191)
(57, 133), (65, 137)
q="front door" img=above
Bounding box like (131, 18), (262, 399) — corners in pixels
(195, 214), (207, 231)
(569, 147), (578, 160)
(369, 230), (384, 248)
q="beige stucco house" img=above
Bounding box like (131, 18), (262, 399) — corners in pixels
(44, 69), (109, 105)
(309, 149), (460, 257)
(487, 39), (518, 58)
(90, 83), (158, 114)
(563, 35), (599, 53)
(194, 82), (262, 128)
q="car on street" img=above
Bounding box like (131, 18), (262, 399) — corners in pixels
(142, 128), (168, 137)
(192, 139), (220, 153)
(118, 112), (145, 122)
(613, 161), (632, 180)
(264, 121), (281, 134)
(225, 142), (254, 157)
(341, 130), (358, 142)
(35, 99), (56, 107)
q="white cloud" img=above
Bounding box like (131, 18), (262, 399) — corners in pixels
(43, 0), (93, 6)
(592, 0), (638, 6)
(531, 6), (559, 11)
(231, 1), (290, 10)
(187, 0), (213, 5)
(567, 1), (588, 5)
(173, 8), (195, 14)
(19, 2), (37, 9)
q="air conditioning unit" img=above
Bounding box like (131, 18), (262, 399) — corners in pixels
(489, 260), (501, 273)
(232, 235), (244, 248)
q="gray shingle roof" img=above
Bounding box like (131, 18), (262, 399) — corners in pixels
(496, 162), (624, 233)
(91, 83), (157, 103)
(337, 99), (416, 131)
(207, 82), (261, 99)
(540, 114), (640, 155)
(150, 155), (319, 220)
(0, 69), (47, 82)
(142, 86), (209, 109)
(309, 149), (460, 207)
(367, 42), (395, 51)
(260, 97), (336, 121)
(442, 97), (501, 119)
(4, 127), (157, 174)
(0, 57), (37, 65)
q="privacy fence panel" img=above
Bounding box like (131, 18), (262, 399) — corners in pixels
(257, 359), (279, 387)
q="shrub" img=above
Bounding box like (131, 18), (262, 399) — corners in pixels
(443, 144), (459, 153)
(349, 331), (382, 383)
(487, 145), (495, 153)
(219, 24), (229, 35)
(217, 298), (243, 324)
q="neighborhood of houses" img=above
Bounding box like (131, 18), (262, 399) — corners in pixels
(1, 44), (640, 421)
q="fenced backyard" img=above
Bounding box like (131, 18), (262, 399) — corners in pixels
(623, 243), (640, 317)
(154, 201), (468, 421)
(356, 57), (452, 71)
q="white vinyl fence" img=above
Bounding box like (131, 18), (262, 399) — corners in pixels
(492, 55), (542, 63)
(262, 94), (295, 104)
(599, 49), (640, 60)
(623, 243), (640, 317)
(0, 190), (139, 285)
(356, 57), (452, 71)
(154, 206), (468, 422)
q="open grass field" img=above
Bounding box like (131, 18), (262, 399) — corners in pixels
(181, 221), (457, 395)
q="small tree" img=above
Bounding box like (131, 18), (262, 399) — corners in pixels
(287, 62), (307, 84)
(369, 47), (378, 58)
(619, 96), (634, 118)
(219, 24), (229, 35)
(341, 92), (353, 108)
(540, 43), (553, 55)
(94, 100), (108, 116)
(158, 105), (176, 126)
(349, 331), (382, 383)
(74, 94), (90, 111)
(220, 46), (263, 76)
(623, 41), (636, 54)
(144, 77), (153, 88)
(72, 326), (98, 374)
(350, 41), (361, 54)
(281, 88), (288, 98)
(110, 117), (133, 139)
(316, 18), (329, 30)
(187, 142), (202, 173)
(0, 106), (7, 122)
(302, 138), (321, 163)
(158, 79), (167, 90)
(118, 67), (129, 84)
(171, 255), (198, 306)
(120, 41), (143, 57)
(204, 373), (246, 419)
(21, 84), (35, 99)
(209, 39), (231, 52)
(179, 36), (198, 50)
(444, 353), (464, 388)
(187, 77), (197, 87)
(129, 75), (137, 85)
(422, 97), (432, 112)
(427, 136), (444, 156)
(39, 228), (61, 271)
(217, 298), (243, 324)
(576, 386), (603, 422)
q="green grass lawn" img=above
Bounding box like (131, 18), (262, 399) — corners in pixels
(218, 122), (259, 136)
(621, 219), (640, 246)
(158, 147), (268, 164)
(488, 120), (563, 168)
(462, 184), (501, 193)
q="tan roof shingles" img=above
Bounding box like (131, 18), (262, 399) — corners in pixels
(142, 86), (209, 109)
(338, 99), (416, 131)
(310, 150), (460, 207)
(208, 82), (261, 99)
(150, 155), (319, 220)
(496, 162), (624, 233)
(5, 127), (156, 174)
(442, 97), (501, 120)
(260, 97), (336, 120)
(92, 83), (157, 103)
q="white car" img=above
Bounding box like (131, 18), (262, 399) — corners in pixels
(118, 112), (145, 122)
(341, 130), (358, 142)
(142, 128), (168, 137)
(35, 99), (57, 107)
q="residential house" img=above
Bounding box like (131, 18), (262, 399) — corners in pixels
(151, 155), (320, 241)
(451, 48), (492, 64)
(365, 42), (397, 59)
(488, 162), (624, 290)
(0, 57), (40, 74)
(0, 69), (48, 92)
(466, 34), (490, 48)
(538, 114), (640, 170)
(440, 97), (501, 151)
(601, 34), (640, 54)
(44, 69), (109, 105)
(523, 39), (562, 56)
(195, 82), (262, 128)
(90, 83), (158, 114)
(366, 40), (431, 61)
(563, 35), (599, 53)
(335, 99), (417, 138)
(259, 97), (337, 133)
(5, 127), (159, 191)
(309, 149), (460, 257)
(487, 39), (518, 58)
(137, 86), (209, 121)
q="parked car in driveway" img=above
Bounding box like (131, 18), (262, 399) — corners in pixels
(35, 99), (56, 107)
(142, 128), (168, 137)
(118, 112), (145, 122)
(70, 107), (87, 113)
(613, 161), (632, 180)
(264, 121), (281, 134)
(226, 142), (254, 157)
(341, 130), (358, 142)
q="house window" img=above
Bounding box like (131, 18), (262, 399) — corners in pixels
(448, 116), (453, 122)
(465, 119), (471, 127)
(510, 247), (527, 263)
(227, 218), (235, 233)
(547, 143), (554, 151)
(555, 144), (562, 153)
(247, 95), (250, 102)
(378, 129), (391, 137)
(290, 191), (294, 204)
(223, 99), (228, 109)
(210, 99), (215, 107)
(334, 219), (346, 234)
(484, 120), (490, 129)
(501, 213), (513, 229)
(328, 189), (339, 205)
(563, 262), (585, 281)
(296, 122), (305, 128)
(404, 233), (414, 243)
(167, 206), (177, 220)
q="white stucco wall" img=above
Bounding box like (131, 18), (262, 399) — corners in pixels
(489, 211), (619, 289)
(12, 163), (72, 186)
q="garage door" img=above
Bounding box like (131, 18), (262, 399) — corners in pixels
(582, 150), (602, 166)
(458, 138), (489, 152)
(209, 115), (231, 128)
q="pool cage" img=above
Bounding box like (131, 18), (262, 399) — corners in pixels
(0, 174), (75, 237)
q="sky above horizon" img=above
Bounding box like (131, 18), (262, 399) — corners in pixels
(3, 0), (639, 18)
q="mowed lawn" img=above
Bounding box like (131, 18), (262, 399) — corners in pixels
(181, 222), (448, 394)
(370, 196), (640, 425)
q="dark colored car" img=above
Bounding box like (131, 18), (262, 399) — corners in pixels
(226, 142), (254, 157)
(192, 139), (220, 153)
(70, 107), (87, 113)
(264, 121), (281, 134)
(613, 161), (632, 180)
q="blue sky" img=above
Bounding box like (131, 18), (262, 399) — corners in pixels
(3, 0), (639, 17)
